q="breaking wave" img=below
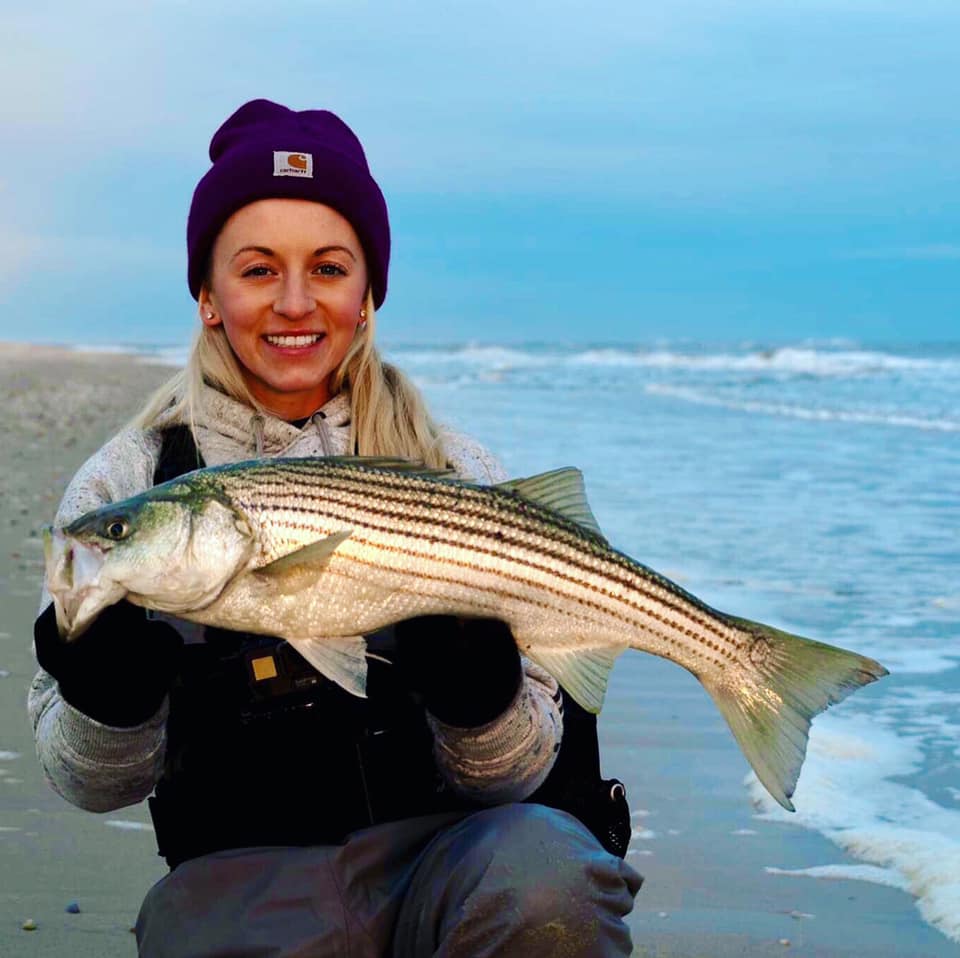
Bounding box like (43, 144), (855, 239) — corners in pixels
(644, 383), (960, 432)
(78, 339), (960, 383)
(569, 346), (957, 376)
(71, 340), (959, 436)
(387, 343), (960, 378)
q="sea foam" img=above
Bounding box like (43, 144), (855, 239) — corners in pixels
(749, 712), (960, 942)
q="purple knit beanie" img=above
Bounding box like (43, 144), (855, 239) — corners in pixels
(187, 99), (390, 308)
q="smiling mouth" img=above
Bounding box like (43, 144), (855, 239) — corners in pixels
(263, 333), (325, 348)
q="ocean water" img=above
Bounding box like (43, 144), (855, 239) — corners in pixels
(128, 337), (959, 941)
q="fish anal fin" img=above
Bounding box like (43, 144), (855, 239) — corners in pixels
(520, 640), (626, 714)
(289, 635), (369, 698)
(258, 529), (352, 576)
(497, 468), (606, 543)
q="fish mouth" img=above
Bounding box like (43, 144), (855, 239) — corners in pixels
(43, 528), (123, 639)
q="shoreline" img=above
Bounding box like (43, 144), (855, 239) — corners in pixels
(0, 343), (955, 957)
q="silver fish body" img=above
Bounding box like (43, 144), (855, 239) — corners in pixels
(44, 457), (888, 811)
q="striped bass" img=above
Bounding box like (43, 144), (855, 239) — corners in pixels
(43, 457), (887, 811)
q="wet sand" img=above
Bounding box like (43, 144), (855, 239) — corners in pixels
(0, 343), (955, 957)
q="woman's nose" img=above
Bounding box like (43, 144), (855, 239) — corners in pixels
(273, 277), (316, 319)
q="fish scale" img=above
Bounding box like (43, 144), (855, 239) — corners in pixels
(46, 456), (888, 811)
(228, 462), (730, 640)
(196, 462), (767, 682)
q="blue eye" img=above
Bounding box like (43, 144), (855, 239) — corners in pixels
(316, 263), (347, 277)
(242, 266), (273, 278)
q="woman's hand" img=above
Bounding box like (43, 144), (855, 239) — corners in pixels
(394, 616), (522, 727)
(34, 601), (183, 727)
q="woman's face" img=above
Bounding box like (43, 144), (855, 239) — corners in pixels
(201, 198), (369, 421)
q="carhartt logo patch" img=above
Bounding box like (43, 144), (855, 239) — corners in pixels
(273, 151), (314, 178)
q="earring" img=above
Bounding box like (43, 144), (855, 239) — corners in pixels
(205, 311), (215, 321)
(358, 308), (368, 330)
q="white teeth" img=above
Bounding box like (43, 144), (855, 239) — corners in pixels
(265, 334), (323, 347)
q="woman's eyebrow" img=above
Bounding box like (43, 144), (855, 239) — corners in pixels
(314, 245), (357, 261)
(230, 244), (357, 261)
(231, 245), (273, 260)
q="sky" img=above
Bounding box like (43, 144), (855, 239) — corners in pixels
(1, 0), (958, 347)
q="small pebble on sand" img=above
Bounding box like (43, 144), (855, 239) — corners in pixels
(22, 919), (37, 931)
(66, 901), (81, 914)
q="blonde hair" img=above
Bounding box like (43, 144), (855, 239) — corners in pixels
(133, 290), (448, 468)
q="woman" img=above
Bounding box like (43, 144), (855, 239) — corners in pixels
(29, 99), (642, 956)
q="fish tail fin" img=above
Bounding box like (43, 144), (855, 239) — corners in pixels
(703, 617), (888, 811)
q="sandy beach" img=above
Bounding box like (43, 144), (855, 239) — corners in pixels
(0, 343), (956, 958)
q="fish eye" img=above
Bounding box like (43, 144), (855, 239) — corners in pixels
(104, 517), (130, 540)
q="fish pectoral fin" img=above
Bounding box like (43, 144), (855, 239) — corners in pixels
(496, 469), (607, 543)
(289, 635), (369, 698)
(257, 529), (353, 577)
(520, 640), (627, 714)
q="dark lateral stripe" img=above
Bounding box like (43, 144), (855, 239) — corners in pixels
(248, 496), (731, 666)
(243, 495), (733, 657)
(252, 494), (685, 645)
(334, 540), (726, 668)
(230, 480), (734, 650)
(230, 471), (722, 628)
(237, 464), (720, 621)
(235, 463), (596, 547)
(335, 547), (662, 643)
(260, 464), (592, 537)
(254, 489), (703, 632)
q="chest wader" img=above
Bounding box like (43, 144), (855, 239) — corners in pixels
(147, 427), (632, 869)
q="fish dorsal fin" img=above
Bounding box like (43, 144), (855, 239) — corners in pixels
(257, 529), (352, 576)
(497, 468), (607, 543)
(289, 635), (369, 698)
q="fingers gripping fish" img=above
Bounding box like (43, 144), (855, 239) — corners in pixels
(43, 457), (888, 812)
